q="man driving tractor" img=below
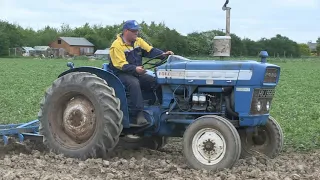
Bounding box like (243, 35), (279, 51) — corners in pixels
(108, 20), (174, 126)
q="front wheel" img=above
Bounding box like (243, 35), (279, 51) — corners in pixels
(183, 115), (241, 171)
(238, 116), (284, 158)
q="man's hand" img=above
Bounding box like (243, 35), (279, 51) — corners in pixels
(136, 66), (147, 74)
(163, 51), (174, 55)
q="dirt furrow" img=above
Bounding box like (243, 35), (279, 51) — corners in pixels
(0, 138), (319, 180)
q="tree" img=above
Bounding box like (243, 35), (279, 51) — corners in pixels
(317, 37), (320, 56)
(256, 34), (301, 58)
(0, 31), (10, 56)
(230, 33), (246, 56)
(0, 20), (306, 58)
(243, 38), (262, 57)
(299, 43), (311, 56)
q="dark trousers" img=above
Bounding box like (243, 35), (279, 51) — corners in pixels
(117, 73), (160, 117)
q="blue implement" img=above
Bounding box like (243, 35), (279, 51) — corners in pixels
(0, 120), (41, 145)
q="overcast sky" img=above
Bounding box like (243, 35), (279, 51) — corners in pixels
(0, 0), (319, 43)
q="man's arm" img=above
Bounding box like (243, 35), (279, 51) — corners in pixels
(109, 47), (137, 74)
(138, 38), (166, 59)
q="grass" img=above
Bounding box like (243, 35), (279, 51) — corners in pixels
(0, 58), (103, 124)
(0, 56), (320, 151)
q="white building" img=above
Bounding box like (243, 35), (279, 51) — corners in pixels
(22, 47), (35, 56)
(94, 48), (110, 59)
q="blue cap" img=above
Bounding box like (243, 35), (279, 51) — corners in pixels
(123, 20), (141, 30)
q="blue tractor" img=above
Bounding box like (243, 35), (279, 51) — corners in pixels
(37, 51), (283, 171)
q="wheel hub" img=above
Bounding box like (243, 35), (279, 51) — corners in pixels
(62, 96), (96, 143)
(203, 140), (215, 153)
(252, 129), (267, 145)
(192, 128), (226, 165)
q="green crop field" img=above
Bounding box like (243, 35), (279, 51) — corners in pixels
(0, 57), (320, 151)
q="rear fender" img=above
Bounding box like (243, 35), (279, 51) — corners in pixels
(58, 66), (131, 128)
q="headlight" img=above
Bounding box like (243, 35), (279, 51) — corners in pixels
(256, 101), (262, 111)
(266, 101), (270, 110)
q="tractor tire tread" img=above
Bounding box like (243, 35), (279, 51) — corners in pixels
(38, 72), (123, 160)
(239, 115), (284, 159)
(268, 116), (284, 158)
(199, 115), (241, 167)
(182, 115), (241, 171)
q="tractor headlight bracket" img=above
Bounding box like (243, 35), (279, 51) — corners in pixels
(250, 89), (275, 115)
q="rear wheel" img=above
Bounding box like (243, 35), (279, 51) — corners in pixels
(238, 116), (284, 158)
(38, 72), (123, 159)
(183, 115), (241, 171)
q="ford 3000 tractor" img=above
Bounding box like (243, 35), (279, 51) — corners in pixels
(37, 51), (283, 171)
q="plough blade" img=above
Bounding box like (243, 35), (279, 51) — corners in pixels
(0, 119), (42, 145)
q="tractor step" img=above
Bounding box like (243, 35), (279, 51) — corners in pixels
(129, 123), (150, 127)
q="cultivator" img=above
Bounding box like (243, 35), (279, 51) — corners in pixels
(0, 119), (41, 145)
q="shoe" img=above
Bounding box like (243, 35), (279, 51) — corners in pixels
(135, 112), (149, 125)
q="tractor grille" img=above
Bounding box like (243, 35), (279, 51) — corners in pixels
(264, 68), (278, 83)
(250, 88), (275, 115)
(254, 88), (275, 98)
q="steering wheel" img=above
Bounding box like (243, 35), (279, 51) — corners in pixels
(142, 53), (169, 69)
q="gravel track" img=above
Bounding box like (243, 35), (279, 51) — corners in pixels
(0, 138), (319, 180)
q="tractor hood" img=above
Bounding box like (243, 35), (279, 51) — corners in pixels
(155, 55), (280, 86)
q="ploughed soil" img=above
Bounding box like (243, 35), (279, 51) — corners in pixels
(0, 137), (319, 180)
